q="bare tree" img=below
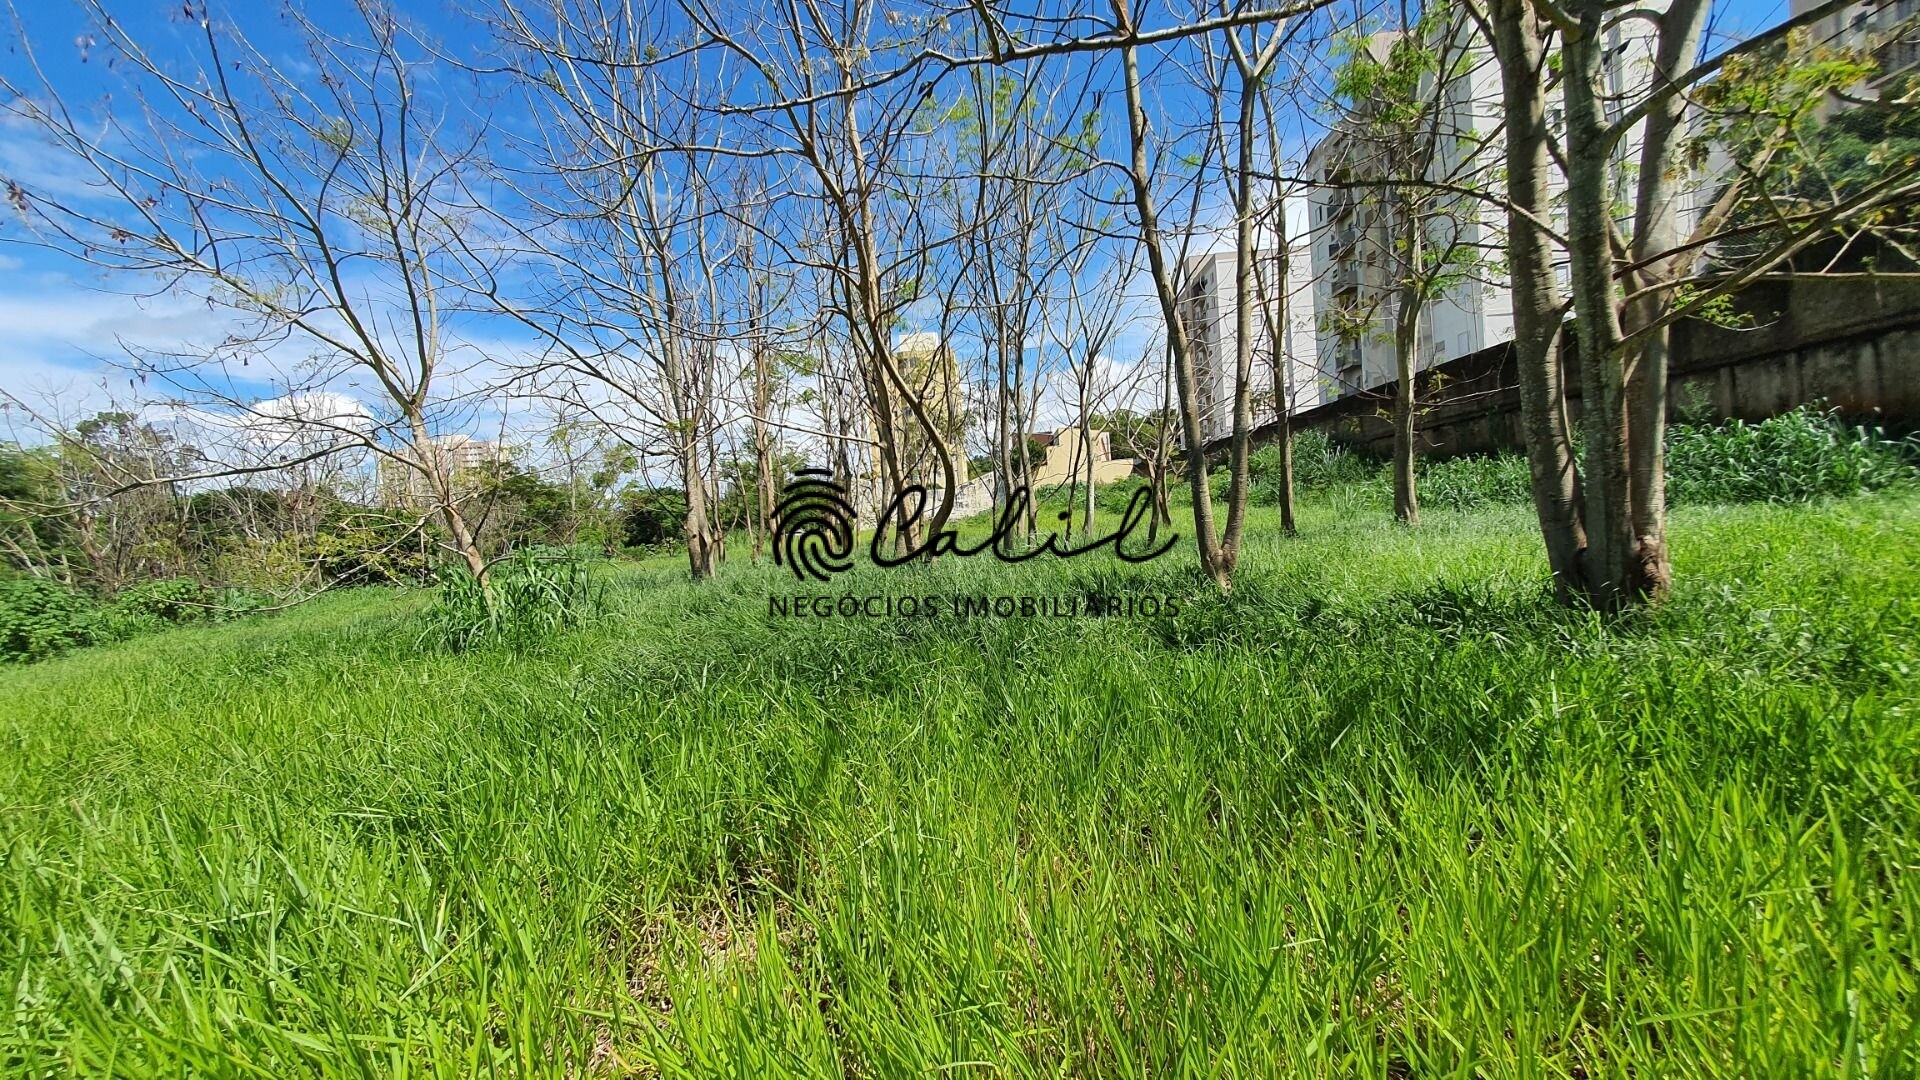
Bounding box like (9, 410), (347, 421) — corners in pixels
(2, 0), (502, 590)
(1045, 197), (1138, 538)
(671, 0), (970, 552)
(487, 0), (739, 578)
(1111, 0), (1303, 590)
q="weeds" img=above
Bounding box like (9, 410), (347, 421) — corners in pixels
(1666, 406), (1918, 503)
(1, 493), (1916, 1075)
(0, 576), (268, 662)
(421, 544), (603, 651)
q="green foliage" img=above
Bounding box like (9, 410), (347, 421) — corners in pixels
(1093, 478), (1154, 515)
(1221, 408), (1917, 516)
(1666, 407), (1919, 504)
(1329, 19), (1441, 127)
(302, 504), (435, 587)
(1090, 408), (1176, 461)
(422, 547), (603, 652)
(110, 577), (214, 622)
(0, 578), (104, 661)
(618, 486), (690, 549)
(3, 494), (1918, 1072)
(1417, 454), (1533, 511)
(0, 576), (269, 662)
(1697, 28), (1917, 272)
(1289, 430), (1383, 490)
(475, 460), (578, 545)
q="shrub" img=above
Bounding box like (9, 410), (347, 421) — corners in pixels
(1189, 433), (1383, 507)
(1417, 454), (1532, 511)
(1666, 407), (1918, 504)
(422, 546), (603, 652)
(1292, 430), (1382, 491)
(0, 576), (281, 662)
(1095, 479), (1155, 516)
(0, 578), (104, 662)
(1246, 444), (1284, 488)
(111, 578), (213, 623)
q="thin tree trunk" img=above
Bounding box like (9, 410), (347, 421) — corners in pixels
(409, 418), (490, 593)
(1392, 280), (1421, 526)
(1489, 0), (1588, 599)
(1119, 33), (1228, 589)
(1563, 5), (1637, 608)
(1268, 231), (1298, 536)
(683, 428), (719, 579)
(1618, 0), (1709, 603)
(1277, 412), (1297, 535)
(1083, 428), (1097, 536)
(1219, 64), (1263, 572)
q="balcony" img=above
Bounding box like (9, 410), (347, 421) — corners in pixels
(1323, 187), (1355, 223)
(1874, 28), (1919, 81)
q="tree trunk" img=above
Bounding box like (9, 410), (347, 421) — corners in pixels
(682, 428), (720, 580)
(1563, 4), (1642, 609)
(1391, 203), (1423, 526)
(752, 342), (775, 563)
(442, 503), (491, 589)
(1277, 415), (1296, 535)
(1083, 428), (1097, 537)
(408, 418), (490, 595)
(1490, 0), (1589, 600)
(994, 322), (1014, 515)
(1392, 285), (1421, 526)
(1119, 36), (1229, 590)
(1218, 64), (1264, 574)
(1267, 234), (1298, 536)
(1617, 0), (1709, 604)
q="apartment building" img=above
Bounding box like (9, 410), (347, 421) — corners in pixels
(1798, 0), (1920, 99)
(1180, 222), (1321, 444)
(1302, 12), (1674, 402)
(378, 435), (501, 507)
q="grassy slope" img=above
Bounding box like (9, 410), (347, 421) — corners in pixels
(2, 494), (1917, 1077)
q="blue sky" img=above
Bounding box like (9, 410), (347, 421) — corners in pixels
(0, 0), (1803, 445)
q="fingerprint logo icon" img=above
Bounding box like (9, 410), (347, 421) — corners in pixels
(773, 468), (857, 582)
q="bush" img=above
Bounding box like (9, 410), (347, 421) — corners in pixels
(1666, 407), (1918, 504)
(0, 578), (104, 662)
(423, 546), (604, 652)
(1095, 479), (1155, 516)
(1417, 454), (1532, 511)
(0, 576), (275, 663)
(1245, 444), (1284, 488)
(619, 487), (690, 548)
(1190, 433), (1384, 507)
(1292, 430), (1383, 491)
(111, 578), (214, 623)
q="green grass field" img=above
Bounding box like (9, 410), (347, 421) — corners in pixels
(4, 492), (1918, 1076)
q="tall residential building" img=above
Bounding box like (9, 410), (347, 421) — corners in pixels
(1303, 11), (1676, 400)
(1180, 220), (1320, 444)
(1797, 0), (1920, 101)
(378, 435), (501, 507)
